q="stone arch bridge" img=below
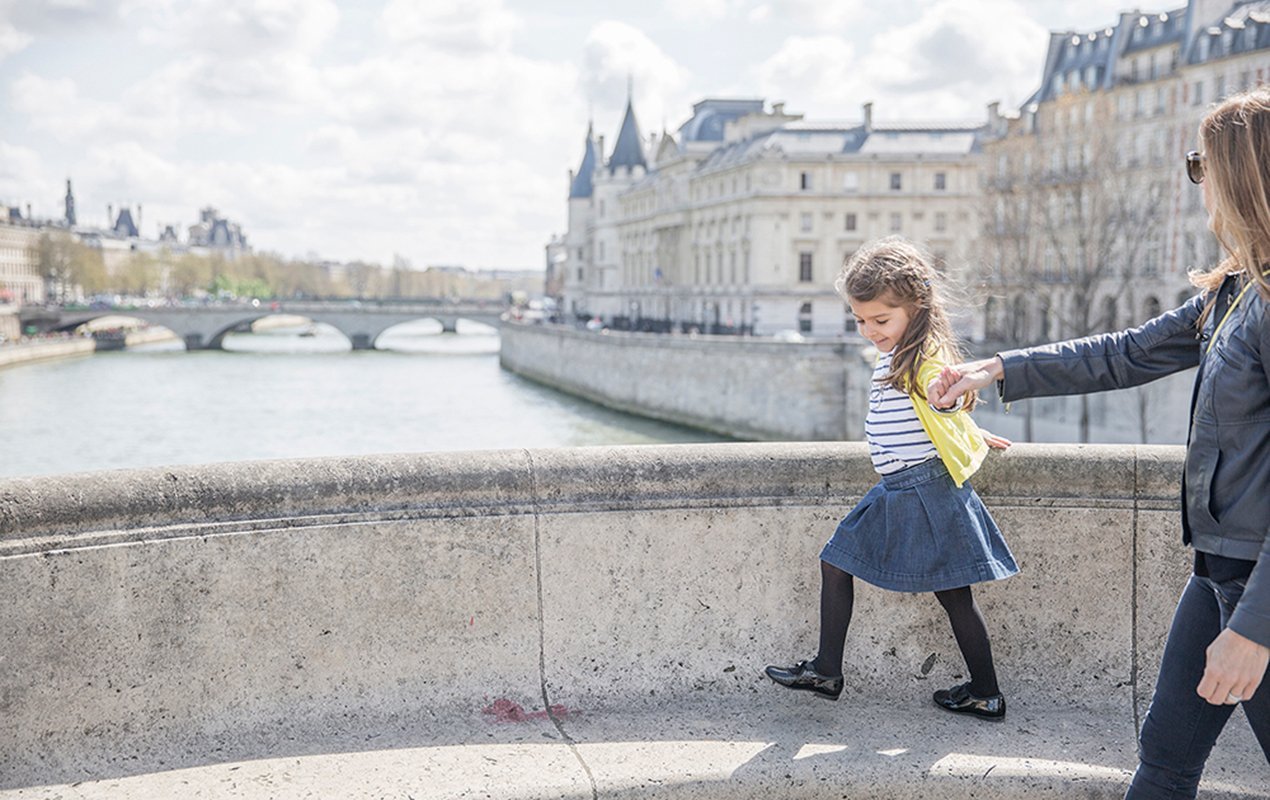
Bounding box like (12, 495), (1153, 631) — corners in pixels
(20, 301), (507, 350)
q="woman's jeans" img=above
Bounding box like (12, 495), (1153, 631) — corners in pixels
(1127, 574), (1270, 798)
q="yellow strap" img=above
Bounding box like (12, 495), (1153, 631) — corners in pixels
(1207, 271), (1267, 354)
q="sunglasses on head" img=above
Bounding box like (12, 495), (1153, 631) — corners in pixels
(1186, 151), (1205, 184)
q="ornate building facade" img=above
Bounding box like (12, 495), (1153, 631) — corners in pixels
(557, 98), (985, 337)
(980, 0), (1270, 345)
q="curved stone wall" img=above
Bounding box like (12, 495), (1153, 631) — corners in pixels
(0, 444), (1263, 796)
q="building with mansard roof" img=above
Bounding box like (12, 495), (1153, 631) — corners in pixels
(980, 0), (1269, 346)
(556, 97), (985, 338)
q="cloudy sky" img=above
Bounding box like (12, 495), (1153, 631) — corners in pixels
(1, 0), (1148, 270)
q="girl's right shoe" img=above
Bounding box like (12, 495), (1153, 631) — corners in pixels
(764, 659), (844, 700)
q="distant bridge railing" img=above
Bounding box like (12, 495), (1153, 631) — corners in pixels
(18, 301), (509, 350)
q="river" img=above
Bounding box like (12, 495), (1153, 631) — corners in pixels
(0, 321), (728, 478)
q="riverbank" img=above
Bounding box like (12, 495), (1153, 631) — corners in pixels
(0, 328), (179, 369)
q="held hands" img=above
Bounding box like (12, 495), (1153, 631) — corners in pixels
(928, 357), (1005, 410)
(1197, 627), (1270, 706)
(924, 362), (1012, 450)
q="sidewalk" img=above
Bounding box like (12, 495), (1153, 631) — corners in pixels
(3, 692), (1264, 799)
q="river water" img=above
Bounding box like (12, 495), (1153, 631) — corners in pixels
(0, 321), (727, 479)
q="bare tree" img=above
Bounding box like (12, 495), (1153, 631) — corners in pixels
(978, 92), (1169, 441)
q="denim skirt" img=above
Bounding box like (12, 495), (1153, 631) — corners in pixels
(820, 458), (1018, 593)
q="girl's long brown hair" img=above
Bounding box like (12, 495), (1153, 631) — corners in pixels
(1190, 86), (1270, 325)
(835, 236), (976, 410)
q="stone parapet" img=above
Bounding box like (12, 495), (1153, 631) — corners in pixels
(0, 444), (1264, 797)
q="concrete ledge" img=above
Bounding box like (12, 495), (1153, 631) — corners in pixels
(0, 444), (1265, 797)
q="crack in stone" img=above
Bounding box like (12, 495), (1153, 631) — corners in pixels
(525, 449), (599, 800)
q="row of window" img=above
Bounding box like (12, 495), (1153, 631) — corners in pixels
(800, 170), (947, 192)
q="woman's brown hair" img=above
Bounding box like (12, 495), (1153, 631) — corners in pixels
(835, 236), (976, 410)
(1190, 86), (1270, 322)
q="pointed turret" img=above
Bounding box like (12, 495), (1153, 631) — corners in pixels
(569, 123), (598, 198)
(607, 100), (647, 174)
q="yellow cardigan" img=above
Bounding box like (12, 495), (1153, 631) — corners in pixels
(895, 352), (989, 487)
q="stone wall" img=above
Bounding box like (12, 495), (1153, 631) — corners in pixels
(500, 323), (871, 440)
(500, 324), (1194, 445)
(1, 442), (1261, 792)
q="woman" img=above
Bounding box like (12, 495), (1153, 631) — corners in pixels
(932, 87), (1269, 797)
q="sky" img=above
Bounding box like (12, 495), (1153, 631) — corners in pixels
(0, 0), (1157, 270)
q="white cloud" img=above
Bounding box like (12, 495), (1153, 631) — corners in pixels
(752, 35), (862, 118)
(135, 0), (339, 56)
(0, 22), (31, 59)
(756, 0), (868, 29)
(582, 21), (693, 135)
(664, 0), (736, 22)
(380, 0), (520, 52)
(753, 0), (1048, 121)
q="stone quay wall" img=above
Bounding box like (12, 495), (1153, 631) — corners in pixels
(0, 443), (1264, 795)
(500, 324), (1195, 445)
(499, 323), (871, 441)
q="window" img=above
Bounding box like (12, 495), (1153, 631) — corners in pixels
(798, 302), (813, 333)
(934, 172), (946, 191)
(934, 212), (947, 232)
(800, 212), (813, 232)
(889, 212), (902, 232)
(889, 172), (902, 191)
(800, 171), (811, 190)
(799, 252), (813, 282)
(844, 213), (857, 232)
(843, 172), (859, 192)
(576, 268), (583, 282)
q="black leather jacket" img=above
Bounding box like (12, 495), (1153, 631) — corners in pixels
(997, 274), (1270, 647)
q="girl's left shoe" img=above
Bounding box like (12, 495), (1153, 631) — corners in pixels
(933, 682), (1006, 720)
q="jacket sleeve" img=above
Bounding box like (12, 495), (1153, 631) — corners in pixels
(1227, 298), (1270, 648)
(997, 294), (1206, 403)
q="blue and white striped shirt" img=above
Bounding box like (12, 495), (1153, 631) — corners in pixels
(866, 351), (938, 475)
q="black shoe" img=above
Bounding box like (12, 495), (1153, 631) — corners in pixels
(764, 658), (843, 700)
(933, 682), (1006, 720)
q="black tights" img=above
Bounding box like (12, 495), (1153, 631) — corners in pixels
(812, 560), (1000, 697)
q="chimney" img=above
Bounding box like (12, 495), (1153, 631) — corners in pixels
(597, 134), (606, 161)
(108, 204), (114, 227)
(568, 168), (575, 192)
(26, 203), (32, 220)
(137, 204), (142, 233)
(772, 101), (785, 115)
(862, 102), (873, 132)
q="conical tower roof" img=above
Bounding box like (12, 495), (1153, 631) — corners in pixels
(569, 123), (598, 198)
(607, 100), (647, 174)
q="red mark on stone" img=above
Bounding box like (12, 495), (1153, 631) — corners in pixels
(482, 697), (570, 723)
(470, 616), (474, 626)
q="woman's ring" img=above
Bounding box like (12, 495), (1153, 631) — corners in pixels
(1226, 693), (1243, 704)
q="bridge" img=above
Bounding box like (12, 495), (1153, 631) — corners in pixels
(18, 301), (509, 350)
(0, 443), (1263, 798)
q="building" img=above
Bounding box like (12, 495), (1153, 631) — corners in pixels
(556, 97), (985, 337)
(980, 0), (1269, 345)
(0, 211), (46, 305)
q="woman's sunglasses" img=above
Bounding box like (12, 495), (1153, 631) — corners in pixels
(1186, 151), (1205, 185)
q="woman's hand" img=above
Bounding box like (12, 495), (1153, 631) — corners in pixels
(929, 357), (1005, 409)
(982, 430), (1012, 450)
(1197, 627), (1270, 705)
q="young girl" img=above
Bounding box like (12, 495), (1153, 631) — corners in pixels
(766, 236), (1017, 719)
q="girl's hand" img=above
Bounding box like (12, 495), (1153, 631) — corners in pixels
(1197, 627), (1269, 705)
(982, 430), (1012, 450)
(932, 357), (1004, 407)
(928, 366), (964, 409)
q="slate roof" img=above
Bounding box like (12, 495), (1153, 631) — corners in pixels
(569, 124), (598, 199)
(608, 100), (647, 174)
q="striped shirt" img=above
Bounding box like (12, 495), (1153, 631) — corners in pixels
(866, 351), (938, 475)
